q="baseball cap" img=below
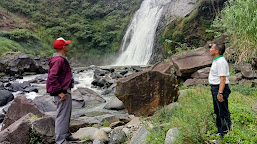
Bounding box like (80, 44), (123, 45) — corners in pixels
(53, 37), (71, 50)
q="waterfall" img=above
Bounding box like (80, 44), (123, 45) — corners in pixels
(114, 0), (171, 66)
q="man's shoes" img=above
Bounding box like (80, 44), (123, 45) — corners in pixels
(66, 136), (80, 142)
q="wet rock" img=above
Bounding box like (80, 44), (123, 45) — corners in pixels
(101, 89), (112, 95)
(116, 69), (179, 116)
(29, 74), (48, 84)
(0, 113), (34, 144)
(109, 128), (126, 144)
(1, 95), (44, 130)
(171, 48), (212, 77)
(32, 117), (55, 143)
(0, 113), (5, 123)
(104, 97), (125, 110)
(6, 82), (38, 93)
(0, 82), (4, 90)
(0, 90), (14, 106)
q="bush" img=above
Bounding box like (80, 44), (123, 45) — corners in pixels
(211, 0), (257, 62)
(146, 86), (257, 143)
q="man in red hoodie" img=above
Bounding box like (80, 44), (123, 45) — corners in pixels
(46, 37), (79, 144)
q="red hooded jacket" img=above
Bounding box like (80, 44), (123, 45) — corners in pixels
(46, 55), (71, 96)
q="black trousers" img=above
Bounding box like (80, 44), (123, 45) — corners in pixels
(211, 84), (231, 134)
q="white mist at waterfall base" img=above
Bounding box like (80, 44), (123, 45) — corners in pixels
(113, 0), (171, 66)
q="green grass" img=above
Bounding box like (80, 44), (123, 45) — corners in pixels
(146, 85), (257, 144)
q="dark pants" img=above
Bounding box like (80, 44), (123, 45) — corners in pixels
(211, 84), (231, 135)
(54, 92), (72, 144)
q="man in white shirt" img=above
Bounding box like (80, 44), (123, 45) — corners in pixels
(208, 42), (231, 139)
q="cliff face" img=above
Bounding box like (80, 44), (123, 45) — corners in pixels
(149, 0), (228, 64)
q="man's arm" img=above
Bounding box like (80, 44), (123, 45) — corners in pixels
(217, 76), (226, 102)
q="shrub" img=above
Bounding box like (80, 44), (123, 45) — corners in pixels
(211, 0), (257, 62)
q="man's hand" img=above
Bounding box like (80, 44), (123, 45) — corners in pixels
(59, 92), (66, 101)
(217, 93), (224, 102)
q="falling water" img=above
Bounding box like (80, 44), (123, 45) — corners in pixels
(114, 0), (171, 66)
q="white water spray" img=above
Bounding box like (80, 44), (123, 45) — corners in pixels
(114, 0), (171, 66)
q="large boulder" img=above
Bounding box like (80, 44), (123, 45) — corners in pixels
(33, 95), (56, 112)
(34, 56), (48, 74)
(0, 90), (14, 106)
(1, 53), (37, 76)
(0, 113), (34, 144)
(115, 69), (179, 116)
(1, 95), (45, 130)
(171, 48), (212, 77)
(5, 81), (38, 93)
(151, 61), (173, 74)
(32, 116), (55, 143)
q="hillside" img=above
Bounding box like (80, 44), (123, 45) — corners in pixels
(0, 0), (141, 64)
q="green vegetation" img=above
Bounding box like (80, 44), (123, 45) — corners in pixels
(146, 85), (257, 143)
(211, 0), (257, 62)
(0, 0), (140, 62)
(102, 120), (111, 127)
(29, 131), (43, 144)
(160, 0), (222, 56)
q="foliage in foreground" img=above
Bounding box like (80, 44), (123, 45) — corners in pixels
(146, 85), (257, 144)
(211, 0), (257, 62)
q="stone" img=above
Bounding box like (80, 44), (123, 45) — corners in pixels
(241, 70), (257, 79)
(33, 95), (56, 112)
(130, 126), (149, 144)
(93, 139), (104, 144)
(183, 79), (208, 87)
(171, 48), (212, 77)
(0, 113), (5, 123)
(165, 128), (179, 144)
(72, 87), (106, 105)
(93, 129), (109, 142)
(32, 116), (55, 143)
(191, 67), (210, 79)
(151, 61), (173, 74)
(0, 113), (34, 144)
(122, 128), (129, 135)
(100, 127), (112, 133)
(233, 63), (252, 73)
(0, 90), (14, 106)
(1, 53), (37, 76)
(70, 114), (119, 132)
(1, 95), (44, 130)
(73, 127), (98, 140)
(116, 69), (179, 116)
(109, 128), (126, 144)
(110, 121), (124, 128)
(238, 79), (253, 87)
(125, 117), (141, 128)
(104, 97), (125, 110)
